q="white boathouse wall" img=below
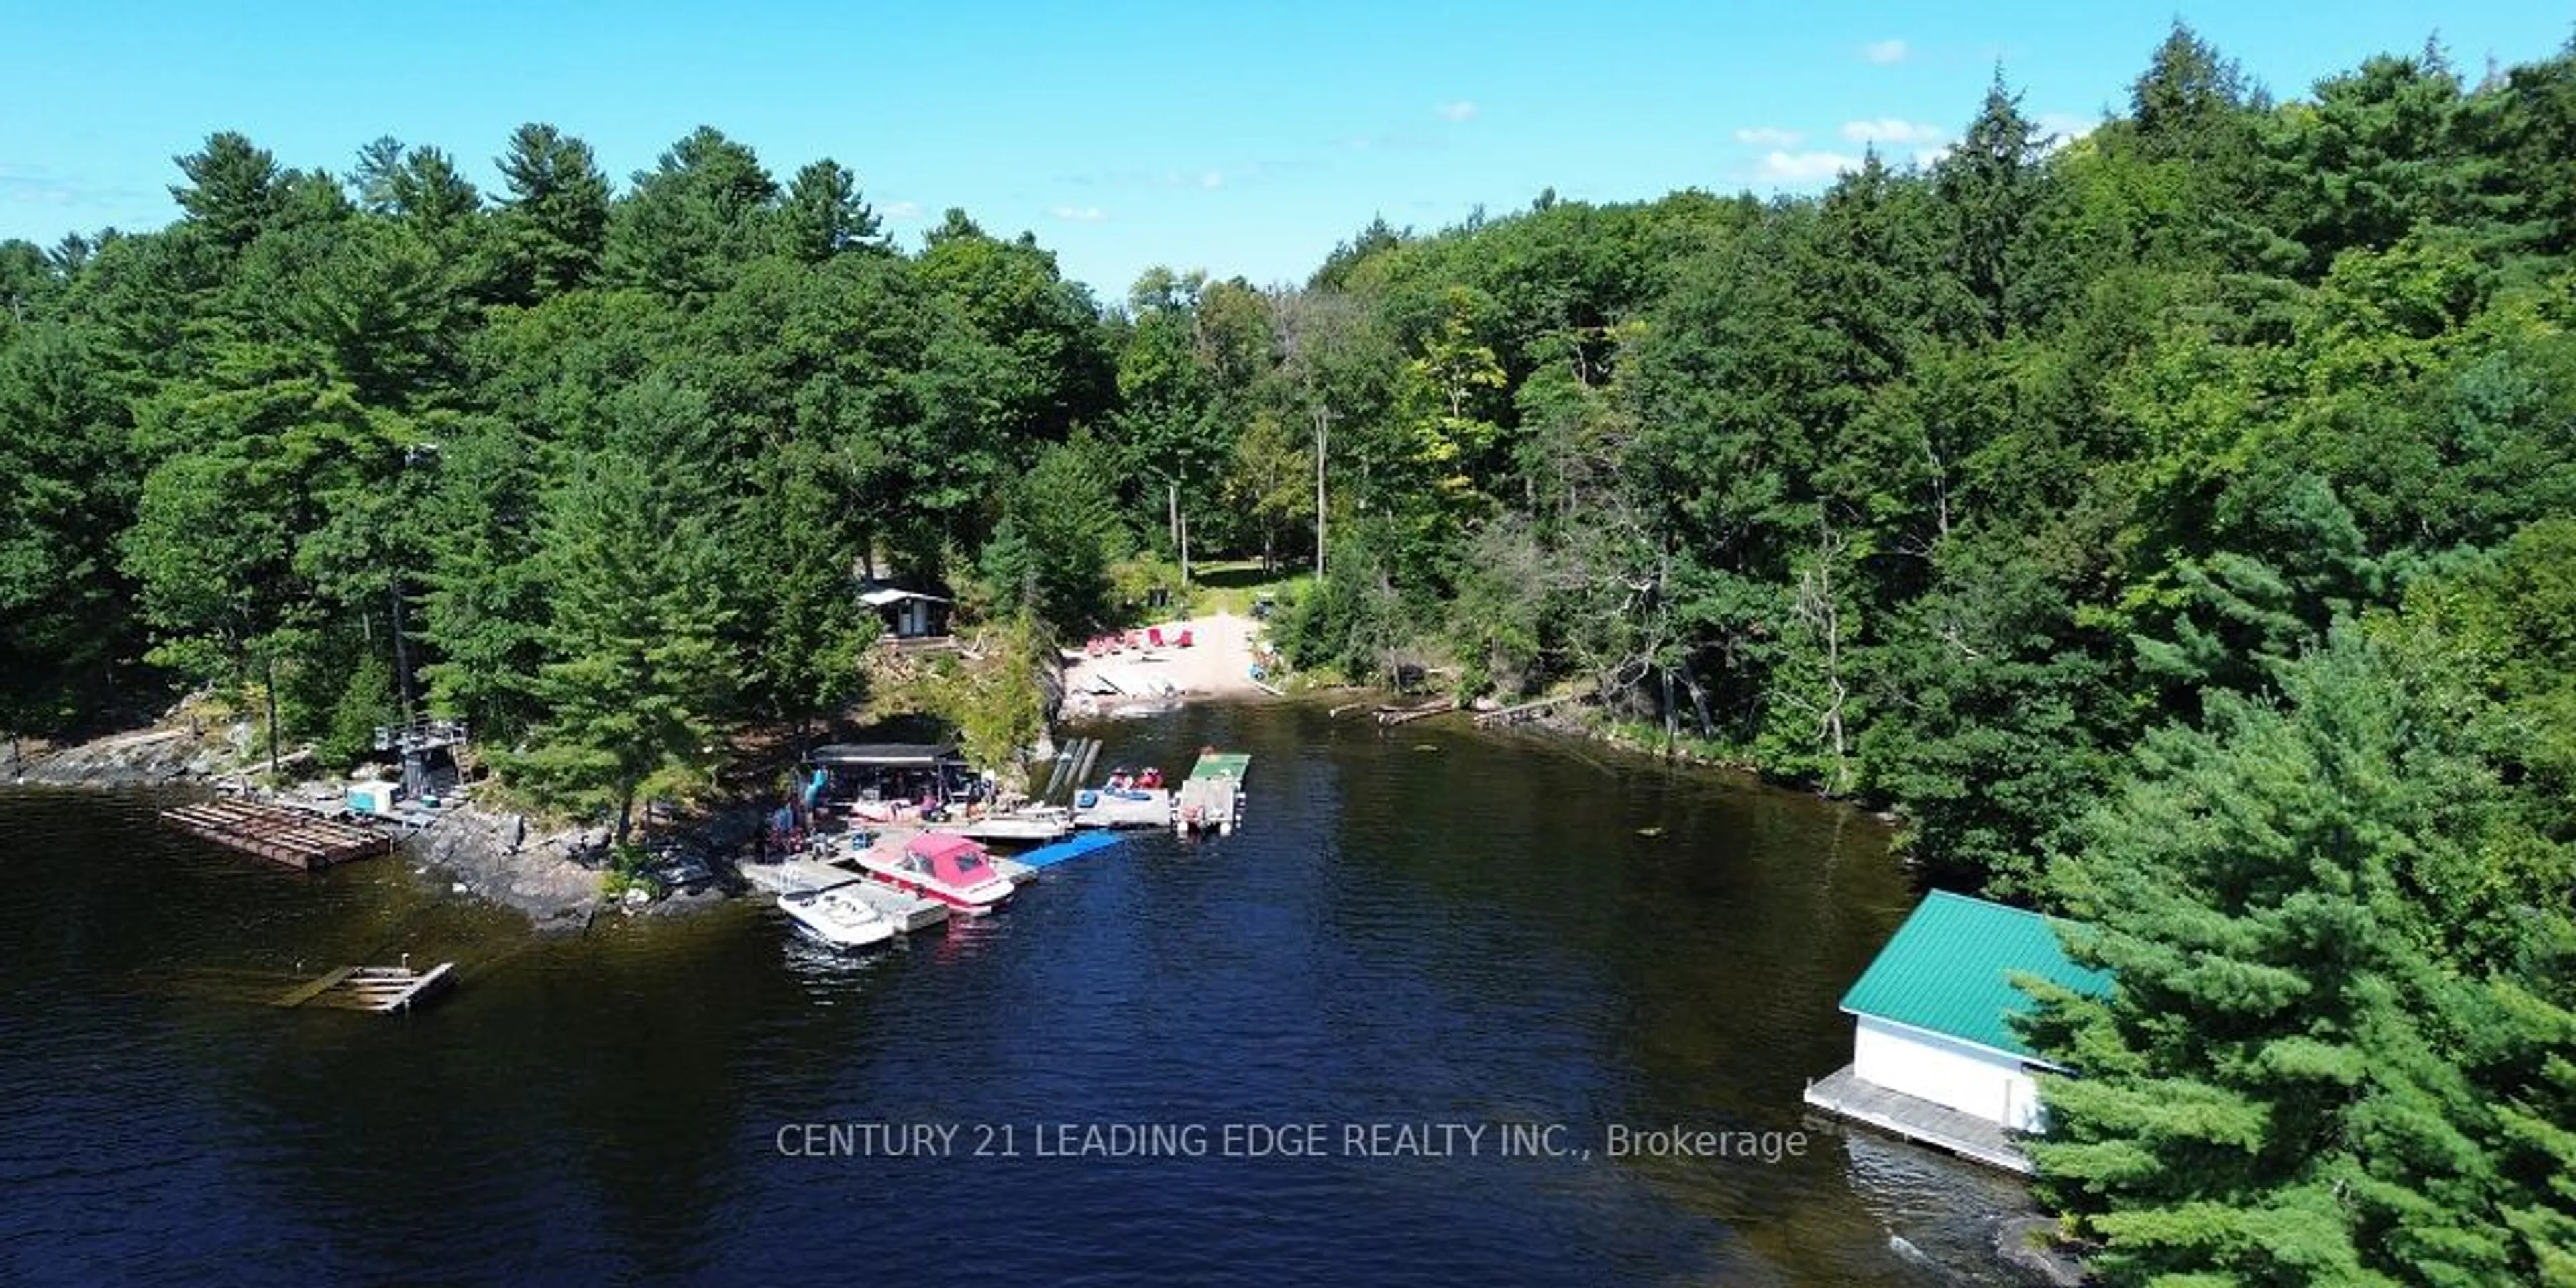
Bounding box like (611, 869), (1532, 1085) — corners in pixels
(1849, 1015), (2048, 1134)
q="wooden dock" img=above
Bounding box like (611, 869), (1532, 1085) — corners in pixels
(274, 962), (456, 1014)
(1801, 1064), (2033, 1173)
(162, 799), (392, 871)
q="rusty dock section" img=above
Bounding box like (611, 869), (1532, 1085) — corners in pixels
(162, 799), (392, 871)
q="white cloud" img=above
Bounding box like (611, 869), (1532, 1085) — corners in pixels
(2034, 112), (2102, 146)
(1913, 145), (1953, 168)
(1757, 150), (1864, 182)
(1860, 38), (1908, 65)
(1199, 170), (1226, 189)
(1433, 100), (1478, 123)
(880, 199), (922, 221)
(1841, 117), (1945, 144)
(1050, 205), (1109, 223)
(1731, 126), (1805, 147)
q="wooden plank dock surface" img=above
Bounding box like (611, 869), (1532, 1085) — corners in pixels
(161, 799), (392, 870)
(273, 963), (455, 1014)
(1801, 1064), (2033, 1174)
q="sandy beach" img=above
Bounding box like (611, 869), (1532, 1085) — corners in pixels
(1060, 611), (1277, 713)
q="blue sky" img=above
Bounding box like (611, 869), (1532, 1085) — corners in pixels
(3, 2), (2569, 300)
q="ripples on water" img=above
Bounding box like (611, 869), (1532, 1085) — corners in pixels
(0, 708), (2037, 1285)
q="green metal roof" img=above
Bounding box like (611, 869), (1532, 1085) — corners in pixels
(1839, 890), (2113, 1059)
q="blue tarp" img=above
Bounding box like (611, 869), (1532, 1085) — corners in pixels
(1013, 830), (1130, 869)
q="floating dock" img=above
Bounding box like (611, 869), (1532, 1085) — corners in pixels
(1175, 752), (1250, 837)
(162, 799), (392, 871)
(273, 963), (456, 1014)
(1801, 1065), (2033, 1174)
(1014, 830), (1130, 870)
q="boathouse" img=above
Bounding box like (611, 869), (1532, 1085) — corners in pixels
(799, 743), (981, 823)
(1804, 890), (2112, 1173)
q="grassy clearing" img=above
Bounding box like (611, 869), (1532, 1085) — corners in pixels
(1188, 559), (1309, 617)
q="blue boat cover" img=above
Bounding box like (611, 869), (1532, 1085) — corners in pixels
(1014, 830), (1130, 869)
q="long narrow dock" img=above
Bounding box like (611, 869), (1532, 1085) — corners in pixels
(162, 799), (392, 871)
(1014, 830), (1129, 869)
(274, 963), (456, 1014)
(1801, 1065), (2033, 1174)
(1175, 752), (1250, 837)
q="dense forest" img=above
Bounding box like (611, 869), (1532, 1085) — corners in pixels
(3, 23), (2571, 1283)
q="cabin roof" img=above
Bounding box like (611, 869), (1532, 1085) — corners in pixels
(859, 587), (951, 607)
(806, 743), (959, 767)
(1839, 890), (2112, 1060)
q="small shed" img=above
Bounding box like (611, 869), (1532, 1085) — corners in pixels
(1805, 890), (2112, 1171)
(859, 585), (951, 640)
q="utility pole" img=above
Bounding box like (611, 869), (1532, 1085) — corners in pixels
(265, 654), (281, 778)
(1313, 403), (1330, 579)
(390, 574), (414, 724)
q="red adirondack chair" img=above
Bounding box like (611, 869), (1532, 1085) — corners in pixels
(1176, 629), (1194, 648)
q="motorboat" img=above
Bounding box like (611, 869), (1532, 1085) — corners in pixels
(1071, 765), (1173, 828)
(858, 833), (1017, 914)
(777, 883), (900, 949)
(920, 804), (1075, 843)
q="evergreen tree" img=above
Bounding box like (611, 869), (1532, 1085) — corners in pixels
(2031, 629), (2575, 1285)
(494, 123), (611, 301)
(504, 447), (731, 845)
(170, 131), (283, 250)
(775, 158), (883, 263)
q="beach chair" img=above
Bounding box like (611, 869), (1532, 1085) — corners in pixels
(1148, 627), (1166, 648)
(1176, 629), (1193, 648)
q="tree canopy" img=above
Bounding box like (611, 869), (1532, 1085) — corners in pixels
(3, 34), (2573, 1274)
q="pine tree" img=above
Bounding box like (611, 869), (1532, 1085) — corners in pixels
(2030, 628), (2575, 1286)
(504, 448), (731, 845)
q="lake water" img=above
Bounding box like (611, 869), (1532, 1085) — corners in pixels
(0, 702), (2035, 1284)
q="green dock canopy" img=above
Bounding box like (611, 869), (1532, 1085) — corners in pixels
(1188, 753), (1250, 780)
(1838, 890), (2112, 1059)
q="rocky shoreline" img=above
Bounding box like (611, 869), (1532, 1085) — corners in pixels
(7, 709), (630, 926)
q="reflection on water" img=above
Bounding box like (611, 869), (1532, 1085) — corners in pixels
(0, 706), (2039, 1285)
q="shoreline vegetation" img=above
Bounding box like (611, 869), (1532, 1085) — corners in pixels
(5, 21), (2573, 1284)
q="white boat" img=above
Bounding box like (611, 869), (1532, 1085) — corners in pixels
(1071, 766), (1173, 828)
(777, 883), (900, 949)
(920, 805), (1075, 843)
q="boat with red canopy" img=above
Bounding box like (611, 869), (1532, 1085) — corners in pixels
(859, 833), (1017, 914)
